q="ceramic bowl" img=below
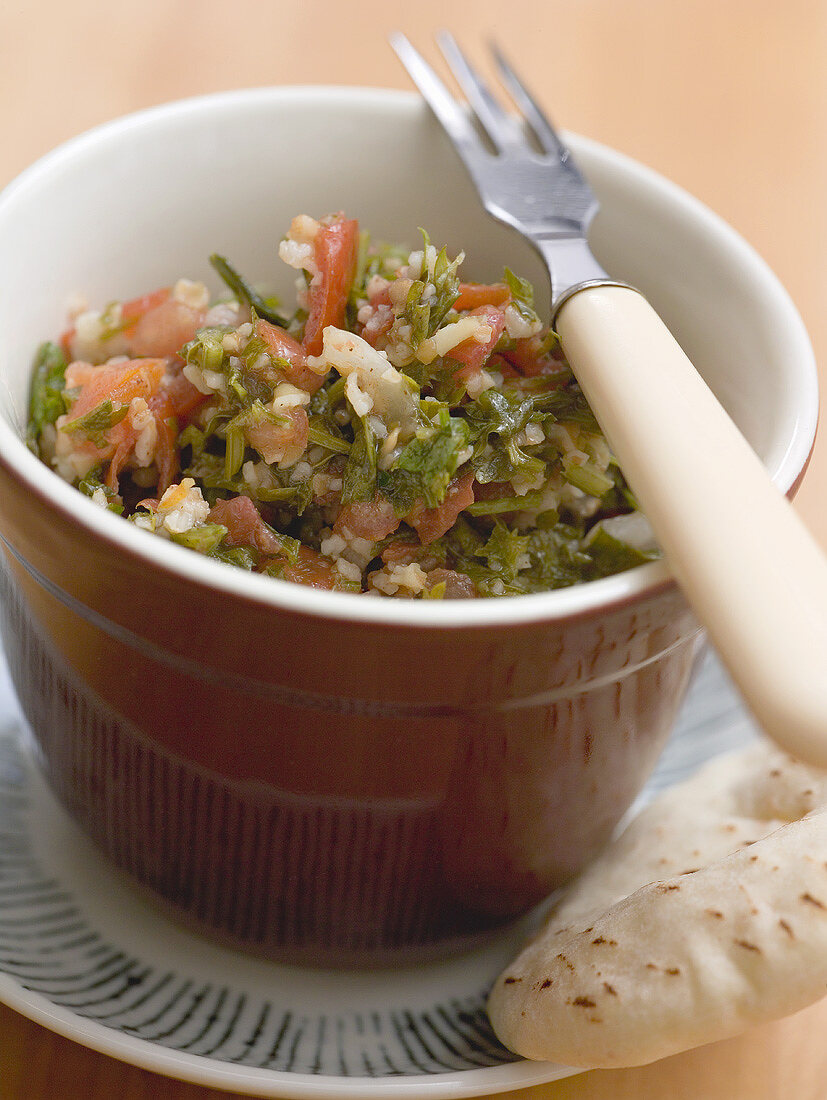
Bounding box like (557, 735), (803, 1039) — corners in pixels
(0, 88), (817, 965)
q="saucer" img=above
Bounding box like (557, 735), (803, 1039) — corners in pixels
(0, 648), (757, 1097)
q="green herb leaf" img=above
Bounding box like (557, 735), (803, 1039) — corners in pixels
(465, 489), (549, 516)
(181, 326), (227, 378)
(445, 514), (486, 558)
(224, 399), (289, 437)
(541, 387), (601, 431)
(307, 416), (351, 455)
(209, 254), (289, 327)
(584, 524), (660, 575)
(475, 521), (530, 583)
(208, 544), (258, 570)
(522, 524), (595, 589)
(465, 387), (540, 440)
(224, 425), (246, 479)
(98, 300), (133, 341)
(177, 423), (208, 457)
(341, 415), (378, 504)
(27, 342), (67, 453)
(503, 267), (541, 326)
(171, 523), (228, 553)
(380, 411), (470, 513)
(184, 450), (242, 492)
(63, 399), (130, 449)
(562, 457), (615, 497)
(183, 448), (313, 511)
(279, 477), (314, 516)
(400, 233), (462, 346)
(270, 530), (302, 564)
(422, 580), (447, 599)
(472, 435), (545, 487)
(230, 334), (286, 407)
(404, 279), (431, 347)
(77, 469), (124, 514)
(430, 517), (523, 597)
(465, 386), (592, 487)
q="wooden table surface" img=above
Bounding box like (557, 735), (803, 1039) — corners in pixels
(1, 0), (826, 1096)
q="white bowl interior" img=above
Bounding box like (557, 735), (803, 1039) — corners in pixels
(0, 87), (817, 626)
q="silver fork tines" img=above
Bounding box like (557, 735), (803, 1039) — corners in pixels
(390, 32), (612, 304)
(435, 31), (522, 153)
(388, 32), (482, 157)
(488, 41), (570, 161)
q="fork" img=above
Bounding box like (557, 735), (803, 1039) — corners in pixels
(391, 33), (827, 767)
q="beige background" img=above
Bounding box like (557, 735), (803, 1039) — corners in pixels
(1, 0), (826, 1096)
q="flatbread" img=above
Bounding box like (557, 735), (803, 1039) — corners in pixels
(487, 743), (827, 1068)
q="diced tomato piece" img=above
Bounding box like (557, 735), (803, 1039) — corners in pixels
(209, 496), (284, 555)
(211, 500), (345, 590)
(161, 363), (209, 421)
(449, 305), (507, 381)
(64, 358), (169, 492)
(256, 319), (326, 394)
(146, 391), (179, 493)
(503, 333), (568, 379)
(359, 305), (394, 348)
(70, 358), (166, 420)
(64, 361), (98, 390)
(120, 288), (172, 333)
(105, 420), (140, 490)
(358, 281), (395, 345)
(281, 545), (340, 590)
(367, 281), (392, 306)
(59, 288), (172, 362)
(380, 535), (421, 566)
(407, 471), (475, 545)
(425, 568), (477, 598)
(130, 299), (205, 358)
(454, 283), (511, 311)
(334, 494), (399, 541)
(59, 328), (75, 360)
(302, 214), (359, 356)
(256, 319), (304, 367)
(105, 363), (207, 494)
(245, 407), (308, 466)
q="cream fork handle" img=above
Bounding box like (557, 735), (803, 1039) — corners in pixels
(556, 285), (827, 767)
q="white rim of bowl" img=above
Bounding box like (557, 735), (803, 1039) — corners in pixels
(0, 86), (818, 629)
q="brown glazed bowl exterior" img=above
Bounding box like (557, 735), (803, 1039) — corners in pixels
(0, 89), (817, 965)
(0, 469), (702, 963)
